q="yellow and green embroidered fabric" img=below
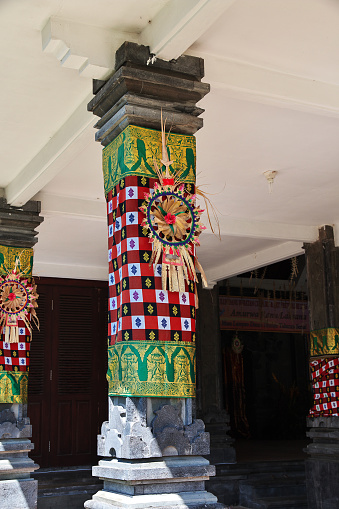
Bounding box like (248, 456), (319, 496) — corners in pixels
(102, 125), (196, 196)
(0, 371), (29, 403)
(310, 328), (339, 357)
(0, 246), (33, 277)
(107, 341), (196, 398)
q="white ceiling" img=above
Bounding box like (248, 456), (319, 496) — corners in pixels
(2, 0), (339, 285)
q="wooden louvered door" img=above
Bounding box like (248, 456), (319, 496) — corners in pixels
(28, 279), (107, 468)
(27, 286), (52, 466)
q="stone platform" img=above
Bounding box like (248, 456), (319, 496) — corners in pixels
(85, 456), (224, 509)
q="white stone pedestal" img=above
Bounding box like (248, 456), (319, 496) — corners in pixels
(0, 406), (39, 509)
(85, 456), (224, 509)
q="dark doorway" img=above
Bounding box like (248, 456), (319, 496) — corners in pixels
(27, 278), (108, 468)
(222, 330), (311, 441)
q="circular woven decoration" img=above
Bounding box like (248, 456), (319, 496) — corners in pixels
(140, 182), (206, 293)
(232, 334), (244, 354)
(146, 190), (198, 248)
(0, 272), (39, 343)
(0, 280), (28, 315)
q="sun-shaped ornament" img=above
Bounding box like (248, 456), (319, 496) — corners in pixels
(140, 115), (207, 293)
(0, 269), (39, 343)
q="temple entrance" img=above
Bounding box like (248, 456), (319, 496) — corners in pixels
(219, 256), (311, 462)
(221, 329), (310, 461)
(27, 278), (108, 467)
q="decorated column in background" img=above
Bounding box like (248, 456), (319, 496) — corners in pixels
(304, 225), (339, 509)
(85, 42), (224, 509)
(196, 283), (236, 468)
(0, 197), (42, 509)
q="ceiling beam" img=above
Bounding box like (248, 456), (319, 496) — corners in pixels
(209, 216), (318, 243)
(33, 260), (107, 281)
(36, 193), (106, 221)
(195, 54), (339, 118)
(5, 95), (95, 207)
(42, 17), (139, 79)
(141, 0), (237, 61)
(205, 241), (304, 286)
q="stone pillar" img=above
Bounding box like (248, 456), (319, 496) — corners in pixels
(0, 197), (43, 509)
(196, 283), (235, 464)
(304, 225), (339, 509)
(85, 42), (224, 509)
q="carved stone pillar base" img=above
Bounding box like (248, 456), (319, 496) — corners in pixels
(305, 417), (339, 509)
(203, 407), (236, 465)
(85, 456), (223, 509)
(98, 397), (210, 459)
(0, 405), (39, 509)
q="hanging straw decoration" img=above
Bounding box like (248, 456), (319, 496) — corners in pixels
(140, 113), (208, 293)
(0, 263), (39, 343)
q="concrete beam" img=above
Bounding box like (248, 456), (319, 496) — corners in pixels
(36, 193), (106, 221)
(33, 260), (107, 281)
(141, 0), (237, 61)
(42, 17), (138, 79)
(5, 95), (94, 207)
(197, 53), (339, 118)
(205, 241), (304, 284)
(208, 216), (318, 243)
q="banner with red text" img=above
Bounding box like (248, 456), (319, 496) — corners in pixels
(219, 296), (309, 333)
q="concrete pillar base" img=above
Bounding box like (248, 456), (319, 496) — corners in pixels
(305, 417), (339, 509)
(84, 456), (224, 509)
(0, 438), (38, 509)
(0, 406), (39, 509)
(0, 479), (37, 509)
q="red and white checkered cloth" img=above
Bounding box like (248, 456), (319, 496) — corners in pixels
(107, 175), (196, 346)
(309, 357), (339, 416)
(0, 318), (31, 372)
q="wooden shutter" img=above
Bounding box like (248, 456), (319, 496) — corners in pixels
(28, 279), (108, 468)
(27, 287), (52, 465)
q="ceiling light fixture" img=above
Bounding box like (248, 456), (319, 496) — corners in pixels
(263, 170), (277, 194)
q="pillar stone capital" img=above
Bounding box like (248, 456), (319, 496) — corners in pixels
(0, 197), (43, 248)
(88, 41), (210, 146)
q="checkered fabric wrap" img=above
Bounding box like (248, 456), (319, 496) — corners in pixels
(0, 318), (31, 372)
(107, 175), (196, 347)
(309, 357), (339, 417)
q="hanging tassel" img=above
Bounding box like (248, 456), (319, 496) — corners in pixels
(9, 326), (19, 344)
(195, 258), (208, 288)
(178, 266), (186, 293)
(162, 263), (168, 291)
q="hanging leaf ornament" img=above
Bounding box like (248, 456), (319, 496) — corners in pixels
(140, 113), (208, 292)
(0, 265), (39, 343)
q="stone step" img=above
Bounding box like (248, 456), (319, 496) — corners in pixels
(34, 466), (103, 509)
(246, 494), (308, 509)
(206, 460), (306, 508)
(239, 476), (306, 501)
(216, 460), (305, 478)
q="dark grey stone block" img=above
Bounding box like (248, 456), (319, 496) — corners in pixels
(0, 198), (43, 247)
(114, 41), (205, 80)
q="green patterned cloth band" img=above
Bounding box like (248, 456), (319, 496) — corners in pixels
(310, 328), (339, 357)
(102, 125), (196, 196)
(107, 341), (196, 398)
(0, 246), (33, 277)
(0, 372), (28, 403)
